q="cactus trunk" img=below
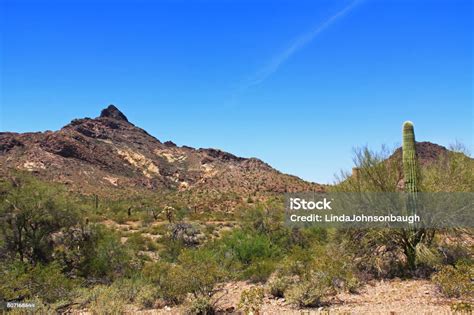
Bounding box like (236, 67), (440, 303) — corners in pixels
(402, 121), (422, 270)
(402, 121), (418, 193)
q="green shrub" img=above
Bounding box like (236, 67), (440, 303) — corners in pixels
(186, 296), (216, 315)
(266, 275), (292, 298)
(108, 276), (147, 303)
(299, 226), (328, 246)
(0, 175), (81, 265)
(159, 238), (185, 262)
(177, 248), (226, 298)
(238, 286), (264, 314)
(84, 285), (126, 314)
(169, 222), (202, 246)
(415, 243), (443, 270)
(437, 240), (472, 266)
(451, 302), (472, 313)
(278, 247), (316, 277)
(432, 261), (473, 298)
(135, 284), (159, 309)
(421, 145), (474, 192)
(276, 245), (359, 304)
(143, 261), (187, 304)
(126, 232), (158, 251)
(218, 230), (278, 267)
(0, 261), (76, 303)
(144, 248), (225, 305)
(335, 228), (405, 278)
(243, 259), (276, 283)
(159, 222), (203, 262)
(285, 271), (333, 307)
(82, 226), (137, 281)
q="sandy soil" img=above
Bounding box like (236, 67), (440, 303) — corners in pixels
(116, 279), (471, 315)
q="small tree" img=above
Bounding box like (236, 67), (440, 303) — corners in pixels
(0, 175), (79, 265)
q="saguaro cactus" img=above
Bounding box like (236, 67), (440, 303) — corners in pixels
(402, 121), (423, 270)
(402, 121), (418, 193)
(94, 194), (99, 209)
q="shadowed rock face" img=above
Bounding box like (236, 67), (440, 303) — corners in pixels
(0, 105), (323, 196)
(100, 105), (129, 122)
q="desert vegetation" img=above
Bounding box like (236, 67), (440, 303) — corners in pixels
(0, 122), (472, 314)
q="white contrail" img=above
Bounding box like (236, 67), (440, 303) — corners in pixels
(245, 0), (363, 88)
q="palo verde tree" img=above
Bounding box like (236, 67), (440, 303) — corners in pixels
(0, 174), (80, 265)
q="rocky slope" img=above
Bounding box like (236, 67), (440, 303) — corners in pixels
(0, 105), (323, 195)
(390, 141), (449, 166)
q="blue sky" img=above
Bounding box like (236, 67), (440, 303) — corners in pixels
(1, 0), (472, 183)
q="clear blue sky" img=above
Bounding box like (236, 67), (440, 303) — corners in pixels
(1, 0), (472, 184)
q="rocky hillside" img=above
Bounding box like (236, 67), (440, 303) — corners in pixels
(0, 105), (322, 195)
(390, 141), (449, 166)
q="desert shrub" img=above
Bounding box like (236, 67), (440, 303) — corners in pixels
(159, 237), (186, 262)
(415, 243), (443, 272)
(298, 226), (329, 247)
(112, 211), (129, 224)
(186, 296), (216, 315)
(237, 200), (318, 252)
(142, 261), (188, 304)
(204, 224), (216, 236)
(432, 261), (473, 298)
(76, 276), (156, 309)
(169, 222), (202, 246)
(150, 223), (169, 236)
(275, 245), (359, 304)
(243, 259), (276, 283)
(437, 235), (473, 266)
(238, 286), (264, 314)
(336, 228), (406, 278)
(239, 202), (284, 236)
(334, 146), (401, 193)
(421, 145), (474, 192)
(81, 226), (138, 281)
(177, 248), (226, 298)
(266, 275), (292, 298)
(0, 175), (81, 265)
(143, 248), (225, 305)
(107, 276), (148, 304)
(217, 230), (278, 268)
(159, 222), (204, 262)
(126, 232), (158, 251)
(135, 284), (159, 308)
(84, 285), (126, 314)
(278, 246), (317, 277)
(285, 271), (333, 307)
(451, 302), (472, 313)
(0, 261), (76, 303)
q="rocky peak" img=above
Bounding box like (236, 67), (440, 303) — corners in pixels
(391, 141), (448, 166)
(99, 105), (129, 122)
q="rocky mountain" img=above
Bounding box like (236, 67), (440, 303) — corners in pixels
(0, 105), (323, 196)
(390, 141), (449, 166)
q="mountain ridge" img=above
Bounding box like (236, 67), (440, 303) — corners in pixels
(0, 105), (323, 196)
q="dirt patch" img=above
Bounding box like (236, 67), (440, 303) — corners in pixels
(106, 279), (469, 314)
